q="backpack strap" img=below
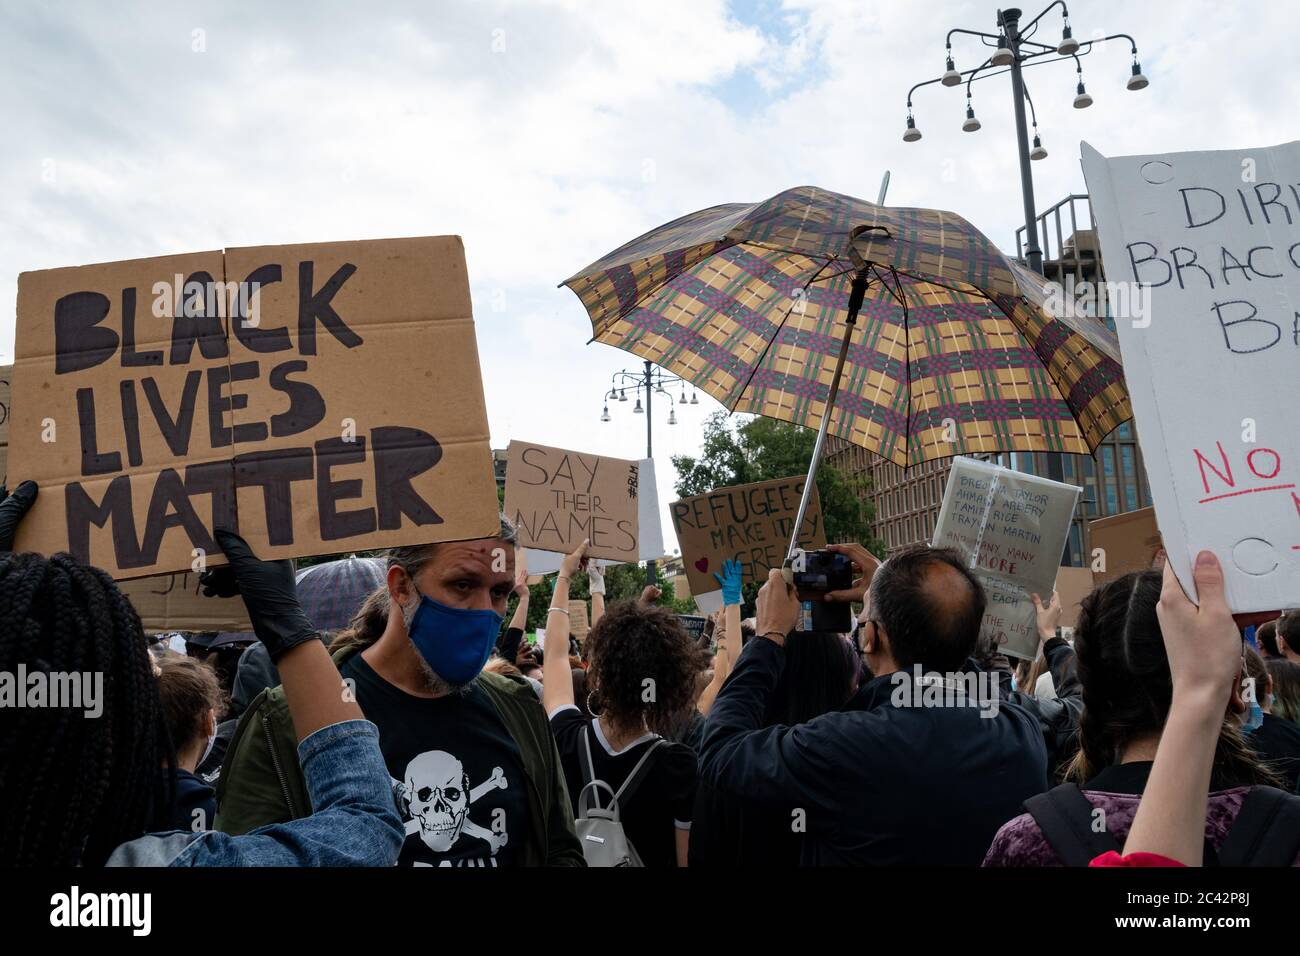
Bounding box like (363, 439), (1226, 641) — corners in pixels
(1023, 783), (1121, 866)
(611, 738), (667, 809)
(1218, 786), (1300, 866)
(579, 726), (598, 790)
(579, 725), (665, 814)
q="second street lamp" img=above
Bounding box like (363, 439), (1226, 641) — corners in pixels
(598, 359), (695, 585)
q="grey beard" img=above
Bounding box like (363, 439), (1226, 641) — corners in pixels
(414, 655), (474, 697)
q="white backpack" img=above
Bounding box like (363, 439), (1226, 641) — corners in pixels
(574, 727), (665, 867)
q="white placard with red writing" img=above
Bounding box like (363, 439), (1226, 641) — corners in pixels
(931, 457), (1081, 660)
(1083, 141), (1300, 610)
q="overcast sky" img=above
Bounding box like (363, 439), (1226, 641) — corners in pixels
(3, 0), (1297, 553)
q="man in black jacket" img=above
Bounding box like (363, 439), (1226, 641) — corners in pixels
(699, 544), (1047, 866)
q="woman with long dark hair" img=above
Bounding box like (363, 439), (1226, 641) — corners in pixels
(0, 483), (403, 866)
(984, 563), (1300, 866)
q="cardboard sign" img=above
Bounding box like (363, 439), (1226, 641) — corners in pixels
(9, 237), (499, 579)
(118, 571), (253, 634)
(670, 475), (825, 612)
(1088, 506), (1164, 586)
(1054, 565), (1096, 630)
(0, 364), (10, 486)
(1082, 142), (1300, 610)
(568, 599), (590, 640)
(931, 457), (1081, 660)
(504, 441), (640, 562)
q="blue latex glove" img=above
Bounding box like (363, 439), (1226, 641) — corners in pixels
(713, 559), (743, 606)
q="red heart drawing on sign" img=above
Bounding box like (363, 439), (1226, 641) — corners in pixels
(694, 558), (709, 573)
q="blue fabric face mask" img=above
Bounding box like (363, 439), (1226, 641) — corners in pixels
(402, 584), (503, 686)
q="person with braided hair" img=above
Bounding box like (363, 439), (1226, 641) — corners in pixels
(984, 556), (1300, 867)
(0, 480), (404, 867)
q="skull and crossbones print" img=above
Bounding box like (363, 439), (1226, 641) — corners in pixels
(392, 750), (509, 858)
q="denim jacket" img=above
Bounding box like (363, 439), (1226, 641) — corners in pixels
(107, 719), (403, 867)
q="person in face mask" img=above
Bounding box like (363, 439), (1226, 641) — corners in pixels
(155, 654), (224, 832)
(214, 514), (586, 867)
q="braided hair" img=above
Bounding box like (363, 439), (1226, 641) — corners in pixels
(1065, 569), (1283, 789)
(0, 552), (173, 866)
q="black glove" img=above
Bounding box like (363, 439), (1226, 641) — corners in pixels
(201, 528), (319, 663)
(0, 481), (38, 552)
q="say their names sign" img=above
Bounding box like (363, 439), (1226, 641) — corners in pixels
(670, 475), (825, 606)
(931, 457), (1081, 660)
(9, 237), (500, 578)
(504, 441), (640, 562)
(1083, 141), (1300, 610)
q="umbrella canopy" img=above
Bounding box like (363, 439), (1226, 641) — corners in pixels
(563, 185), (1130, 467)
(294, 556), (387, 633)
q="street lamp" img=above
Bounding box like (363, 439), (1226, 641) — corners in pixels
(903, 2), (1147, 501)
(902, 2), (1149, 275)
(597, 359), (697, 585)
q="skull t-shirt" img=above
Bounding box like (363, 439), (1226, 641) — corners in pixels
(341, 654), (528, 867)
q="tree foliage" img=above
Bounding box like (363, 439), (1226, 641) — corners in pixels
(672, 410), (883, 554)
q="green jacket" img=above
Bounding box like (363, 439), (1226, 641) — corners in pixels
(213, 642), (585, 866)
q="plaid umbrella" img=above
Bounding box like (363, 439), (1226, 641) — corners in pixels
(294, 557), (387, 633)
(562, 185), (1130, 553)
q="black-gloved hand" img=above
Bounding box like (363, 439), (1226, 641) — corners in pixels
(0, 481), (39, 552)
(201, 528), (319, 663)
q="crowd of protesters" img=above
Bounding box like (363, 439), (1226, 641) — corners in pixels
(0, 474), (1298, 869)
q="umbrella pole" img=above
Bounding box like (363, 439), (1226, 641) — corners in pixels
(787, 268), (871, 559)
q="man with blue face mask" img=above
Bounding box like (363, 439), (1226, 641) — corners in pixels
(214, 515), (585, 867)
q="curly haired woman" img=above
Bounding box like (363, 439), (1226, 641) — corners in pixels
(542, 540), (707, 866)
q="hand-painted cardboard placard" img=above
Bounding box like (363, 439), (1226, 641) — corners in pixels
(1082, 141), (1300, 610)
(1054, 565), (1096, 630)
(568, 599), (590, 640)
(118, 571), (253, 633)
(931, 457), (1081, 660)
(0, 364), (10, 486)
(1088, 506), (1164, 586)
(8, 237), (500, 579)
(504, 440), (640, 562)
(669, 475), (825, 608)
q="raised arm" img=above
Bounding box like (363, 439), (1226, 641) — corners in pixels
(1116, 553), (1240, 866)
(720, 581), (743, 681)
(698, 560), (744, 715)
(509, 563), (530, 631)
(205, 529), (362, 740)
(588, 561), (606, 628)
(542, 540), (588, 715)
(696, 610), (728, 715)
